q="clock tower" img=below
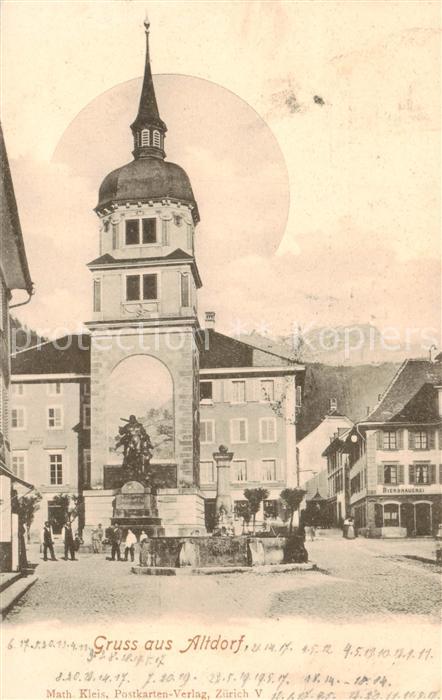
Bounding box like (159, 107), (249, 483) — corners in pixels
(84, 19), (204, 536)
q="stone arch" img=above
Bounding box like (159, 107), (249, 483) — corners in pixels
(105, 353), (175, 464)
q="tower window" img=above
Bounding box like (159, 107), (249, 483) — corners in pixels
(126, 274), (158, 301)
(126, 275), (141, 301)
(93, 279), (101, 312)
(142, 218), (156, 244)
(143, 274), (157, 300)
(125, 218), (157, 245)
(141, 129), (150, 146)
(153, 130), (161, 148)
(126, 219), (140, 245)
(181, 274), (190, 307)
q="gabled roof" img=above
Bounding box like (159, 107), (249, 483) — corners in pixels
(322, 427), (352, 456)
(11, 335), (91, 376)
(363, 358), (442, 424)
(199, 329), (304, 370)
(10, 329), (304, 377)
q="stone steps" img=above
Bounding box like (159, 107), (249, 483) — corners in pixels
(0, 574), (38, 618)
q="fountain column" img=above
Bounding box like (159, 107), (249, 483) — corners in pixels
(213, 445), (234, 530)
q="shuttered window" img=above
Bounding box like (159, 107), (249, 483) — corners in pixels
(200, 460), (215, 483)
(231, 381), (246, 404)
(200, 420), (215, 444)
(232, 460), (247, 482)
(261, 459), (277, 481)
(411, 463), (435, 485)
(259, 417), (276, 443)
(230, 418), (248, 443)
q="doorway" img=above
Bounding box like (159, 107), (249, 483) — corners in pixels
(415, 502), (431, 536)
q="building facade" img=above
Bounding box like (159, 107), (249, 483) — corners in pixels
(10, 336), (90, 538)
(296, 407), (353, 488)
(198, 326), (303, 531)
(8, 22), (305, 539)
(11, 322), (304, 537)
(333, 357), (442, 537)
(0, 124), (34, 570)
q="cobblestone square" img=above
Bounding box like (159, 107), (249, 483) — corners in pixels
(4, 535), (441, 625)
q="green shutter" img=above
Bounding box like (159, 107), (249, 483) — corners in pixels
(428, 430), (436, 450)
(409, 465), (415, 484)
(397, 430), (404, 449)
(398, 465), (404, 484)
(223, 380), (231, 403)
(429, 464), (436, 484)
(275, 459), (284, 481)
(377, 465), (384, 484)
(376, 431), (383, 449)
(408, 431), (415, 449)
(439, 464), (442, 484)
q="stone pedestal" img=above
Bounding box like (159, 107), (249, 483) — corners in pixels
(112, 480), (164, 538)
(214, 446), (234, 532)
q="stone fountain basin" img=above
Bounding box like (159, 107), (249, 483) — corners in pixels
(137, 535), (308, 570)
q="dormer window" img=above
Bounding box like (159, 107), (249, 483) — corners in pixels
(153, 130), (161, 148)
(141, 129), (150, 146)
(125, 218), (157, 245)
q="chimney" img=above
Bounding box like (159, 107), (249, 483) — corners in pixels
(205, 311), (216, 329)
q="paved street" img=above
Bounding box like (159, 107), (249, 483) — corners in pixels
(4, 536), (441, 625)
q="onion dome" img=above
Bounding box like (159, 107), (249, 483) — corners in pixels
(95, 17), (199, 223)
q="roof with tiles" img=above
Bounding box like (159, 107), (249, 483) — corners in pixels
(363, 358), (442, 424)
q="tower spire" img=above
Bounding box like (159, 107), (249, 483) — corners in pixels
(130, 17), (167, 159)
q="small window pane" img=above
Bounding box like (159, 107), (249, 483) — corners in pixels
(125, 219), (140, 245)
(200, 381), (213, 401)
(142, 218), (157, 244)
(233, 460), (247, 482)
(262, 459), (276, 481)
(126, 276), (140, 301)
(143, 274), (157, 300)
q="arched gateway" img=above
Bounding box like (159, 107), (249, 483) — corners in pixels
(82, 19), (204, 538)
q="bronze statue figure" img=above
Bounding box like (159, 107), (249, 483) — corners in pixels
(115, 414), (153, 481)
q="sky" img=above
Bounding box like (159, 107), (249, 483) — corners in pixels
(1, 0), (441, 354)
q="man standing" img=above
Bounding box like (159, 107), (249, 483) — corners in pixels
(110, 524), (122, 561)
(62, 520), (77, 560)
(41, 521), (57, 561)
(123, 528), (137, 562)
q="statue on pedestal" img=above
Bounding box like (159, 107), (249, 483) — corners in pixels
(115, 414), (154, 483)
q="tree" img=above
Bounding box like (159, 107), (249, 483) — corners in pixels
(52, 493), (83, 526)
(235, 501), (252, 534)
(280, 488), (306, 534)
(244, 488), (269, 533)
(16, 492), (42, 542)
